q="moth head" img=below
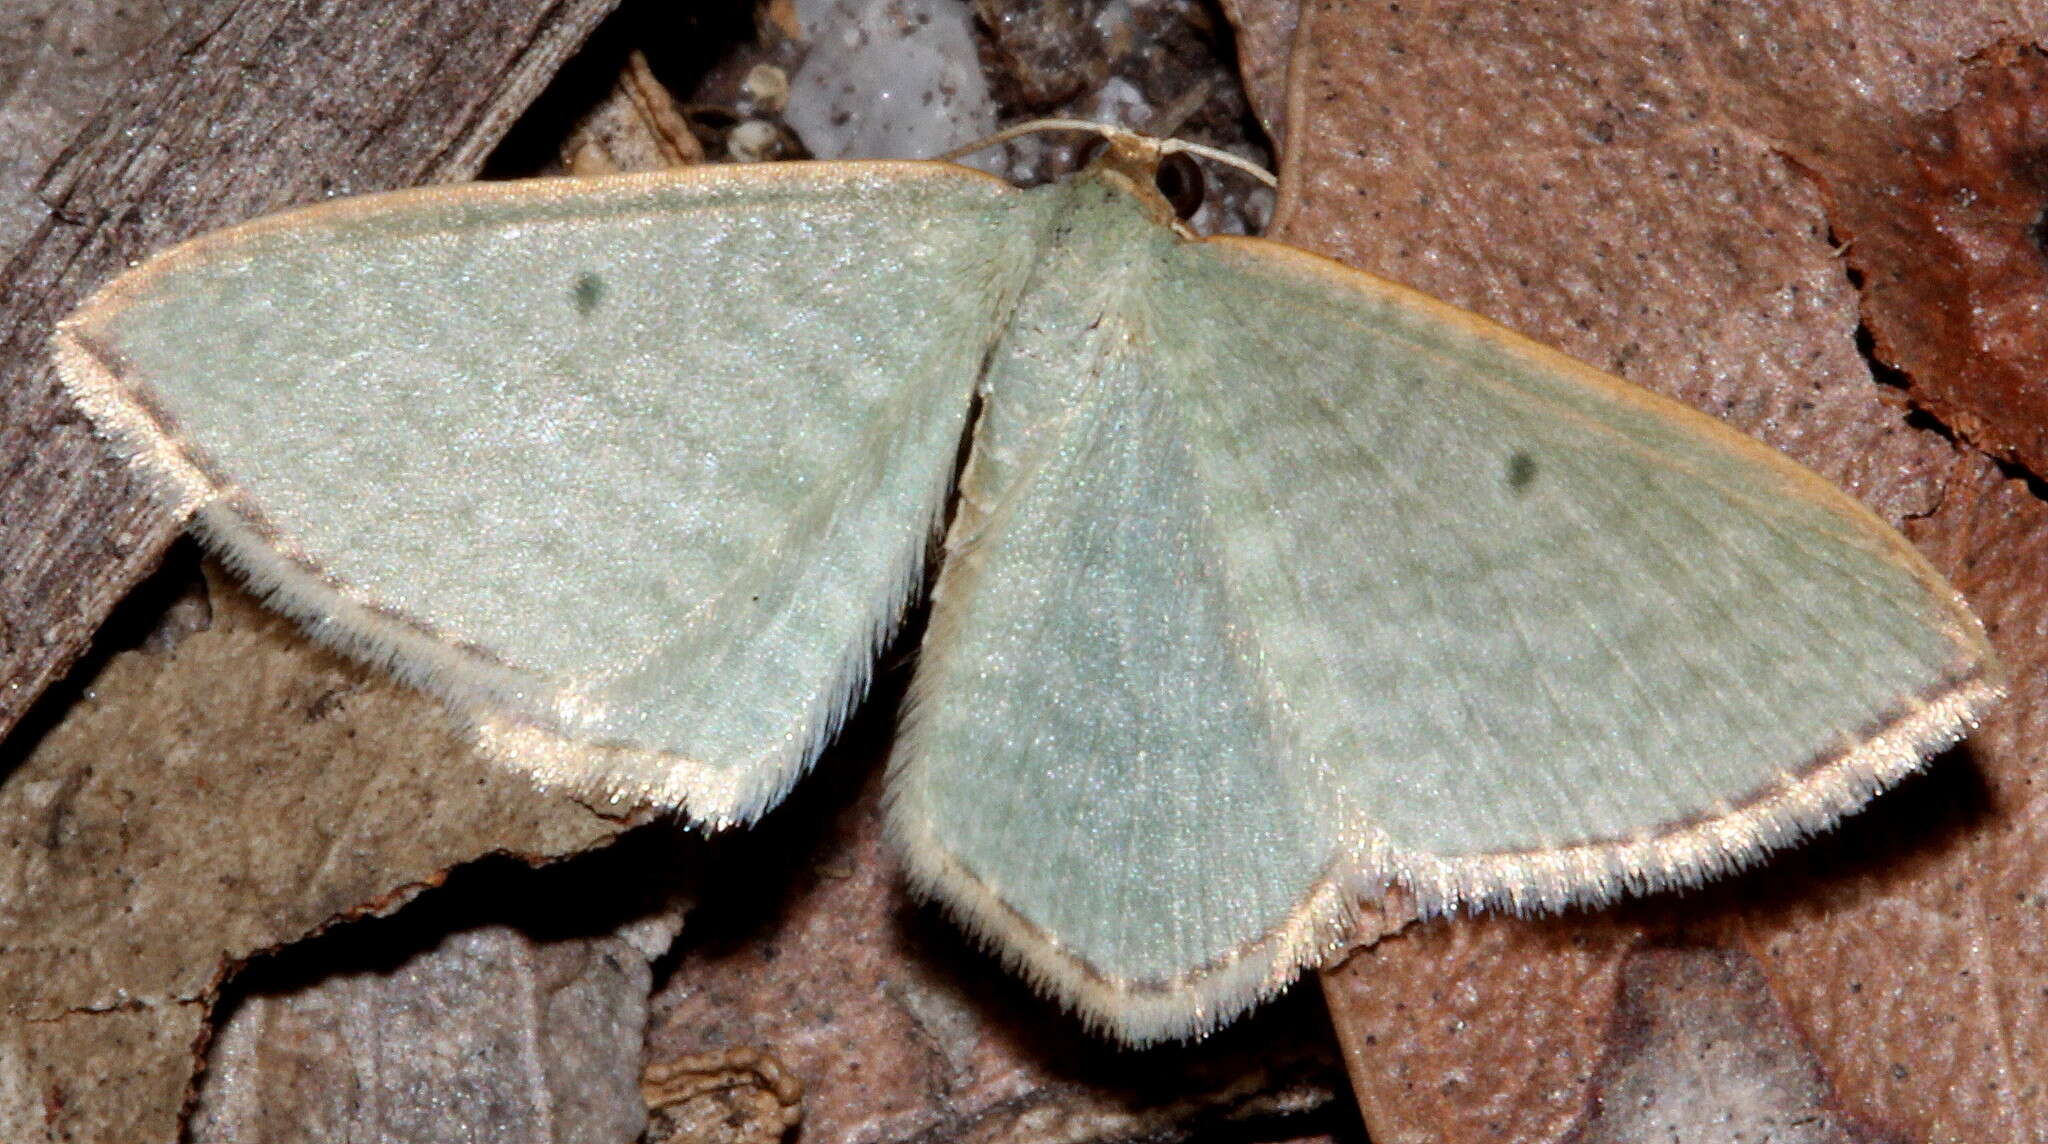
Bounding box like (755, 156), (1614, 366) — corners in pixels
(1078, 133), (1207, 224)
(936, 119), (1275, 230)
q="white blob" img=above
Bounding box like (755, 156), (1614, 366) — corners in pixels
(785, 0), (998, 165)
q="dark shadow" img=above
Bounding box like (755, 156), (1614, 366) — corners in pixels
(648, 597), (925, 981)
(1743, 735), (1998, 897)
(216, 820), (707, 1001)
(481, 1), (759, 180)
(0, 536), (210, 786)
(1602, 734), (2001, 930)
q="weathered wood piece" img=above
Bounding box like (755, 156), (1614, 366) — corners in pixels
(0, 0), (620, 753)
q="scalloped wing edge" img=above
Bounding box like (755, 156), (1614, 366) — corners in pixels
(887, 663), (1999, 1046)
(48, 162), (1006, 829)
(56, 315), (950, 828)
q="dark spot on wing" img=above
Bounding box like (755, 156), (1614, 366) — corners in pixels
(1505, 451), (1538, 493)
(572, 271), (605, 316)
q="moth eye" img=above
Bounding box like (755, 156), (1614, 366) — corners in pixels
(1154, 151), (1205, 219)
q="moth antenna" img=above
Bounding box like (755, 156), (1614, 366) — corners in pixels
(1157, 138), (1278, 188)
(936, 119), (1278, 189)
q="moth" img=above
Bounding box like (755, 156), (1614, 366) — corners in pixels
(53, 127), (1999, 1044)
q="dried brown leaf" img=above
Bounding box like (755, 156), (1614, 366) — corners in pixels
(0, 569), (634, 1139)
(1798, 44), (2048, 474)
(1257, 2), (2048, 1140)
(1216, 0), (1299, 142)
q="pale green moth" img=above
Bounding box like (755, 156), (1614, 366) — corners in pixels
(53, 127), (2000, 1045)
